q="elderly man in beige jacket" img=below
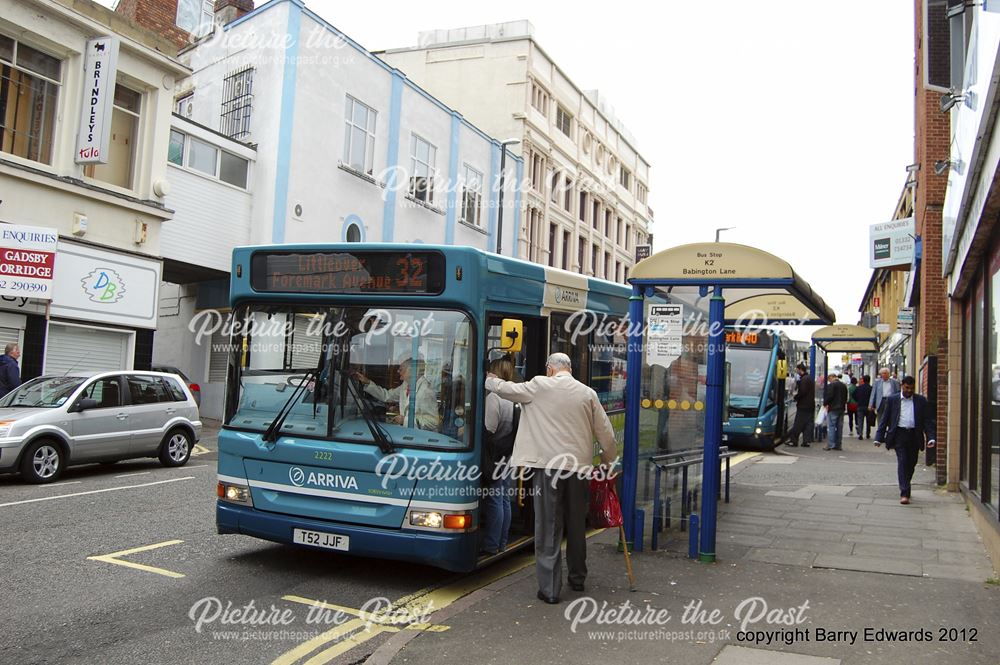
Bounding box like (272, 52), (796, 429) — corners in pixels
(485, 352), (617, 604)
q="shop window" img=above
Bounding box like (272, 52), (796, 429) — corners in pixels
(990, 252), (1000, 511)
(220, 67), (254, 139)
(85, 85), (141, 189)
(0, 36), (60, 165)
(343, 95), (376, 175)
(460, 164), (483, 227)
(409, 134), (437, 204)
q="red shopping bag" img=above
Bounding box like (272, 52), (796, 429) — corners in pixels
(588, 476), (623, 528)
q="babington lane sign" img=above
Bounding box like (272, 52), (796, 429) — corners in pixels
(75, 36), (120, 165)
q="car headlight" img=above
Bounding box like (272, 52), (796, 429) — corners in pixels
(217, 481), (253, 506)
(0, 421), (14, 437)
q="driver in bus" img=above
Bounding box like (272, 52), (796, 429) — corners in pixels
(352, 356), (440, 431)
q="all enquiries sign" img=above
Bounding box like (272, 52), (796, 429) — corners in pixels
(0, 224), (59, 300)
(75, 36), (120, 164)
(869, 217), (915, 269)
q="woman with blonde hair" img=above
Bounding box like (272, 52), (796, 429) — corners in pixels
(481, 355), (516, 555)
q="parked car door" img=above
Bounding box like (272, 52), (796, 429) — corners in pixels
(69, 375), (132, 461)
(123, 375), (172, 453)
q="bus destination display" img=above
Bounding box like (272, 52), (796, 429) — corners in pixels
(725, 330), (772, 347)
(251, 251), (445, 294)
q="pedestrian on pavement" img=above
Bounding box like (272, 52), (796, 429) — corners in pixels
(868, 367), (900, 424)
(0, 343), (21, 397)
(873, 376), (936, 504)
(784, 363), (814, 447)
(484, 352), (617, 604)
(823, 373), (848, 450)
(846, 376), (858, 436)
(481, 356), (517, 556)
(854, 375), (873, 439)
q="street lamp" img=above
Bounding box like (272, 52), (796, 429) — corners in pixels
(714, 227), (735, 242)
(496, 138), (521, 255)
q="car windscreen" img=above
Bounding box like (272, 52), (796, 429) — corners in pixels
(0, 377), (86, 408)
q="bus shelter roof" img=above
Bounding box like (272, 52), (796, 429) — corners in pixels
(629, 243), (836, 325)
(811, 324), (880, 353)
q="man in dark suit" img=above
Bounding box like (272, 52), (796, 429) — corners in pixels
(853, 375), (873, 439)
(784, 363), (814, 447)
(874, 376), (936, 504)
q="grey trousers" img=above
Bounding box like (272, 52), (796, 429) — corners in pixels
(532, 469), (589, 598)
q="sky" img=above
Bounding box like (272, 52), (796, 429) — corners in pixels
(101, 0), (916, 337)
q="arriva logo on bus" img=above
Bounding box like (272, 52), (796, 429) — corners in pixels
(288, 466), (359, 490)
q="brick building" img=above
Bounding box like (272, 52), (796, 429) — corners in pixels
(115, 0), (254, 48)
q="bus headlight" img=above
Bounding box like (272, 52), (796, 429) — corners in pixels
(407, 510), (474, 532)
(754, 427), (762, 435)
(217, 481), (253, 506)
(409, 511), (443, 528)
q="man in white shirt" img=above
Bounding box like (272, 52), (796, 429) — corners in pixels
(874, 376), (936, 504)
(868, 367), (900, 417)
(485, 352), (617, 604)
(353, 357), (440, 431)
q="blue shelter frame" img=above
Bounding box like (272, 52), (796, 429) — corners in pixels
(624, 243), (835, 562)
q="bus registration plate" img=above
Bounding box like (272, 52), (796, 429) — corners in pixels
(293, 528), (349, 551)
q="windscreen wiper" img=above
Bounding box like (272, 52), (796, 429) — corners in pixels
(345, 376), (394, 455)
(262, 369), (317, 443)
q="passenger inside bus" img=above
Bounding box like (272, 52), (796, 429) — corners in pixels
(352, 356), (440, 431)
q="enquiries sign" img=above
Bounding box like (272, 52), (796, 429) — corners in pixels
(0, 224), (59, 300)
(869, 217), (915, 269)
(75, 36), (120, 164)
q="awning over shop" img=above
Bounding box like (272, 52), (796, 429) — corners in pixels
(630, 243), (836, 324)
(811, 324), (880, 353)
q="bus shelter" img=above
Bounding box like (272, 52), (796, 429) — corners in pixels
(624, 243), (835, 562)
(810, 325), (880, 380)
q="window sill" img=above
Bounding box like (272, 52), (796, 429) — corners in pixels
(338, 162), (381, 187)
(404, 194), (445, 215)
(458, 220), (487, 235)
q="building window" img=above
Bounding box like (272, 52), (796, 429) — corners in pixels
(556, 105), (572, 137)
(530, 152), (544, 191)
(604, 252), (611, 280)
(562, 230), (570, 270)
(84, 85), (141, 190)
(549, 170), (560, 204)
(605, 210), (612, 237)
(579, 191), (587, 223)
(168, 131), (250, 189)
(168, 130), (185, 165)
(578, 236), (585, 273)
(625, 223), (631, 250)
(619, 165), (631, 190)
(175, 92), (194, 118)
(176, 0), (215, 36)
(528, 208), (540, 262)
(460, 164), (483, 227)
(548, 223), (557, 267)
(0, 35), (60, 165)
(343, 95), (376, 174)
(591, 246), (598, 277)
(346, 223), (362, 242)
(531, 81), (549, 115)
(563, 178), (573, 213)
(617, 217), (624, 246)
(409, 134), (437, 204)
(636, 182), (648, 205)
(592, 199), (600, 230)
(220, 66), (254, 139)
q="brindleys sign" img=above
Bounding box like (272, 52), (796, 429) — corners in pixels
(75, 37), (120, 164)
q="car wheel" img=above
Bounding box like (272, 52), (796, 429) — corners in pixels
(159, 429), (192, 467)
(20, 439), (64, 484)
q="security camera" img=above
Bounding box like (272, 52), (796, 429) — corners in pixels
(940, 89), (966, 113)
(933, 160), (950, 176)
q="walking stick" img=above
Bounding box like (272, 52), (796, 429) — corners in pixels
(610, 482), (636, 591)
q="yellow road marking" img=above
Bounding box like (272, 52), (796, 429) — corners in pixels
(191, 444), (211, 456)
(730, 451), (760, 467)
(270, 618), (368, 665)
(87, 539), (185, 579)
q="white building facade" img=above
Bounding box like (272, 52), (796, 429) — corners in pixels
(151, 0), (521, 418)
(0, 0), (187, 379)
(379, 21), (652, 283)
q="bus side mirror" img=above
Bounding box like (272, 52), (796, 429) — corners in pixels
(776, 359), (788, 380)
(501, 319), (523, 353)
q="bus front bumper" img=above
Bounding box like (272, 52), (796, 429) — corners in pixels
(216, 502), (477, 572)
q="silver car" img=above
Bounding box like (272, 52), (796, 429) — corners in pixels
(0, 371), (202, 483)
